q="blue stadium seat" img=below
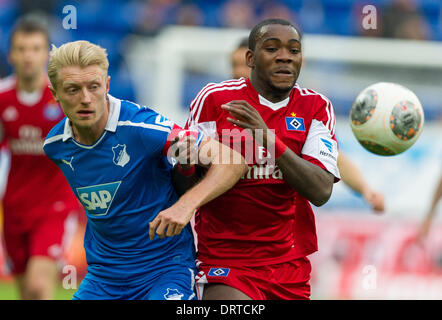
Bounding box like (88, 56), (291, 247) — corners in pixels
(321, 6), (356, 36)
(0, 0), (18, 29)
(182, 72), (225, 110)
(68, 30), (126, 66)
(108, 61), (136, 102)
(420, 0), (442, 40)
(0, 25), (13, 54)
(55, 0), (103, 30)
(54, 0), (135, 33)
(280, 0), (303, 12)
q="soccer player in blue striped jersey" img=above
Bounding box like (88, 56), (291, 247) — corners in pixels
(43, 40), (247, 300)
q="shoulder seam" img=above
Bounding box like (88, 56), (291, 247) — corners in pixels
(295, 85), (335, 135)
(117, 120), (172, 133)
(295, 85), (330, 101)
(0, 76), (15, 94)
(43, 134), (64, 147)
(189, 78), (247, 125)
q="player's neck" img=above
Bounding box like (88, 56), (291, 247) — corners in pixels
(72, 101), (110, 145)
(16, 72), (46, 93)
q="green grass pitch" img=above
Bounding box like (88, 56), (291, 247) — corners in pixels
(0, 280), (76, 300)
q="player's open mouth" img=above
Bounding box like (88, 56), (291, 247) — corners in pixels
(77, 110), (94, 118)
(273, 69), (294, 77)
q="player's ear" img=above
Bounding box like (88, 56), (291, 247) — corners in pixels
(245, 49), (254, 68)
(7, 48), (15, 66)
(48, 85), (59, 103)
(106, 76), (110, 94)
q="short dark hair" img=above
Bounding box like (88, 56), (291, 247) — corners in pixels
(248, 18), (301, 51)
(9, 15), (50, 51)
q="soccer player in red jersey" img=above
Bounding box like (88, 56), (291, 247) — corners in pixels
(185, 19), (340, 300)
(231, 38), (385, 213)
(0, 17), (80, 299)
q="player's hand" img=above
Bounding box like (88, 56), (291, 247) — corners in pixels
(222, 100), (269, 147)
(362, 188), (385, 213)
(170, 134), (198, 169)
(148, 205), (193, 240)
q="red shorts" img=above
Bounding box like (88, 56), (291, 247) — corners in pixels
(2, 210), (78, 275)
(196, 257), (312, 300)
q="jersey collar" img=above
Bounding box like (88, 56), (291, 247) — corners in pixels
(245, 78), (292, 111)
(105, 94), (121, 132)
(258, 94), (289, 111)
(62, 94), (121, 141)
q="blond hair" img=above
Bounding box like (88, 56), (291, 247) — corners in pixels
(48, 40), (109, 89)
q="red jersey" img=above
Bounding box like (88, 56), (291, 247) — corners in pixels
(0, 76), (79, 232)
(186, 78), (340, 267)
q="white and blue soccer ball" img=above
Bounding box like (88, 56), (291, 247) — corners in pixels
(350, 82), (424, 156)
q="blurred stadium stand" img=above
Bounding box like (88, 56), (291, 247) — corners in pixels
(0, 0), (441, 101)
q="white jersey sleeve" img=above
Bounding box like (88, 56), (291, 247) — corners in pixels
(301, 92), (340, 180)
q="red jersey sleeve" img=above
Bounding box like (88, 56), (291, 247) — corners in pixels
(185, 84), (219, 139)
(161, 123), (204, 156)
(301, 93), (340, 181)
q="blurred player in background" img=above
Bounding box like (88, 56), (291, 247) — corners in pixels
(337, 153), (384, 212)
(231, 38), (385, 212)
(0, 17), (80, 299)
(419, 175), (442, 238)
(230, 38), (250, 80)
(43, 40), (247, 300)
(186, 18), (340, 300)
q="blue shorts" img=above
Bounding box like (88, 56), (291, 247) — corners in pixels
(73, 264), (197, 300)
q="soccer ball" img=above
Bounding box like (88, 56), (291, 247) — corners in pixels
(350, 82), (424, 156)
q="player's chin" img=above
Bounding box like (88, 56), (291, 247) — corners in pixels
(72, 117), (95, 128)
(270, 74), (296, 89)
(270, 80), (295, 93)
(20, 70), (39, 81)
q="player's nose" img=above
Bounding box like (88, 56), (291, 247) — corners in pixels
(80, 87), (92, 104)
(23, 49), (35, 61)
(276, 47), (293, 62)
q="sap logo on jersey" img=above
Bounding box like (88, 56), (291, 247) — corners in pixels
(76, 181), (121, 216)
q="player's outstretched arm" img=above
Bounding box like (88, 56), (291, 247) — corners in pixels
(169, 134), (207, 196)
(419, 175), (442, 238)
(338, 152), (385, 213)
(149, 137), (248, 240)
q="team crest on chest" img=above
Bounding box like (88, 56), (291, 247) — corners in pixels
(2, 106), (19, 122)
(43, 102), (63, 121)
(112, 144), (130, 167)
(285, 112), (305, 131)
